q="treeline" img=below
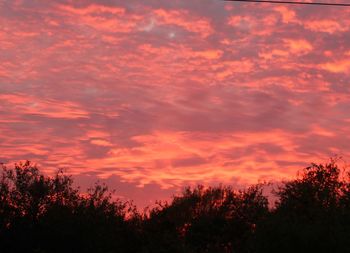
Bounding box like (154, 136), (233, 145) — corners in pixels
(1, 160), (350, 252)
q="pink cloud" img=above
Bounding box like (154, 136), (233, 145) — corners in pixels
(153, 8), (214, 38)
(1, 0), (350, 207)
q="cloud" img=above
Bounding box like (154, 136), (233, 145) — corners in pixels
(153, 8), (214, 38)
(1, 0), (350, 207)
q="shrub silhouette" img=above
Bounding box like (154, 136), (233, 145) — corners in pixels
(1, 159), (350, 253)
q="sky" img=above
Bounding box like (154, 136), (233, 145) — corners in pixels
(1, 0), (350, 207)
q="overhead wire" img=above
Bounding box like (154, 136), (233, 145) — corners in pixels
(223, 0), (350, 7)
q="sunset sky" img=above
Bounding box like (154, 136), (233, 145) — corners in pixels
(1, 0), (350, 207)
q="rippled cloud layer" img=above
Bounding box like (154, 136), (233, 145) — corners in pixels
(1, 0), (350, 206)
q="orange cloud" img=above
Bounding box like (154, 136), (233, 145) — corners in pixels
(72, 130), (322, 188)
(2, 1), (350, 207)
(0, 94), (89, 119)
(194, 50), (223, 60)
(154, 8), (213, 38)
(320, 60), (350, 73)
(304, 19), (348, 34)
(284, 39), (313, 55)
(274, 6), (298, 24)
(59, 4), (141, 33)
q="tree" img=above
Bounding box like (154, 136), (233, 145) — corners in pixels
(255, 159), (349, 253)
(0, 161), (139, 253)
(142, 185), (268, 253)
(3, 159), (350, 253)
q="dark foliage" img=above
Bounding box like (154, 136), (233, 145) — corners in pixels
(1, 159), (350, 252)
(142, 185), (268, 253)
(0, 161), (139, 253)
(255, 159), (350, 253)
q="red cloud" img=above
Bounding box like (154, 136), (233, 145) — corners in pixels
(1, 0), (350, 207)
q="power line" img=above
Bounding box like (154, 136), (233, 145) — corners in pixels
(224, 0), (350, 7)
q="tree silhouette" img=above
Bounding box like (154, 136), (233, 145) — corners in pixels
(0, 161), (139, 253)
(1, 159), (350, 253)
(255, 159), (350, 253)
(142, 184), (268, 253)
